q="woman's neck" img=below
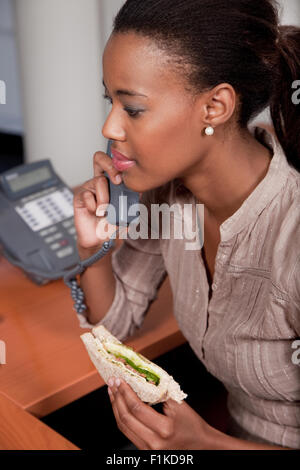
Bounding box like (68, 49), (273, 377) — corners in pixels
(181, 128), (273, 226)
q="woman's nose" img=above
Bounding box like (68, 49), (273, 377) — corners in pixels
(102, 112), (126, 142)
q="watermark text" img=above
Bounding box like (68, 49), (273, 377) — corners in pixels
(291, 339), (300, 365)
(95, 199), (204, 251)
(291, 80), (300, 105)
(0, 80), (6, 105)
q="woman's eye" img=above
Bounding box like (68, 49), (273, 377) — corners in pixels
(102, 93), (141, 118)
(123, 107), (141, 118)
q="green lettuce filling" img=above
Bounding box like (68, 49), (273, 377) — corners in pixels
(110, 352), (160, 386)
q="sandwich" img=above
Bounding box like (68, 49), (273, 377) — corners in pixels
(80, 325), (187, 405)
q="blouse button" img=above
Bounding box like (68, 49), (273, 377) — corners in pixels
(212, 283), (218, 291)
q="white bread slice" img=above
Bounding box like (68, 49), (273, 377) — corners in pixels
(80, 325), (187, 405)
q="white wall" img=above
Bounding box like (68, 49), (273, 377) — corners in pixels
(101, 0), (125, 43)
(13, 0), (125, 187)
(278, 0), (300, 25)
(100, 0), (126, 118)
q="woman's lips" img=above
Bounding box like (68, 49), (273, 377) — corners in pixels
(111, 148), (136, 171)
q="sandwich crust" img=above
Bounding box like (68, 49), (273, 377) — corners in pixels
(80, 325), (187, 405)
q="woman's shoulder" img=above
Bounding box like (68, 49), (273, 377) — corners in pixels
(271, 161), (300, 225)
(278, 165), (300, 228)
(270, 166), (300, 302)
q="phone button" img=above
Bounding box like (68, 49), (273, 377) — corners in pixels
(50, 242), (60, 250)
(59, 239), (69, 247)
(45, 235), (56, 243)
(52, 232), (63, 241)
(62, 219), (73, 228)
(56, 246), (74, 258)
(39, 226), (58, 237)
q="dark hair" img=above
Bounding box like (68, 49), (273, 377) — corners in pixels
(112, 0), (300, 176)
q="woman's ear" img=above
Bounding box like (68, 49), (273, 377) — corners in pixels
(200, 83), (238, 128)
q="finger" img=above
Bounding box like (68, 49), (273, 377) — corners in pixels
(73, 179), (96, 206)
(108, 385), (150, 450)
(95, 217), (120, 241)
(107, 386), (115, 404)
(111, 382), (159, 447)
(94, 175), (110, 214)
(74, 188), (96, 212)
(117, 380), (173, 440)
(82, 190), (97, 214)
(93, 151), (122, 184)
(96, 223), (128, 243)
(75, 176), (110, 216)
(163, 399), (187, 419)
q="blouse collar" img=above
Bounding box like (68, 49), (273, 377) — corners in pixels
(219, 125), (291, 242)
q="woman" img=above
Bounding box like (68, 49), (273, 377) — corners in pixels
(73, 0), (300, 449)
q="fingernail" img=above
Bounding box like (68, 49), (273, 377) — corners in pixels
(108, 378), (114, 387)
(107, 387), (113, 397)
(116, 175), (122, 184)
(115, 378), (121, 387)
(96, 207), (106, 217)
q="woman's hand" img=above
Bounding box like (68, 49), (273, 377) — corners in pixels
(107, 377), (213, 450)
(107, 378), (292, 450)
(73, 151), (127, 255)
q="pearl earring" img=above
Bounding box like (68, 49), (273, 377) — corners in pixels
(205, 126), (214, 136)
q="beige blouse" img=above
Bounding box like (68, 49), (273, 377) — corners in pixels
(78, 126), (300, 449)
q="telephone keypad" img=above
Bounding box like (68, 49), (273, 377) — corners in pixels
(17, 185), (77, 259)
(38, 216), (76, 258)
(15, 187), (74, 232)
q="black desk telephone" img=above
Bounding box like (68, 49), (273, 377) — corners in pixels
(0, 139), (140, 285)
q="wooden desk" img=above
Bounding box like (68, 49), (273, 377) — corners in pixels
(0, 241), (186, 418)
(0, 392), (79, 450)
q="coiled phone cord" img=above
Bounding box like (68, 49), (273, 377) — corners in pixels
(63, 228), (120, 314)
(1, 228), (119, 315)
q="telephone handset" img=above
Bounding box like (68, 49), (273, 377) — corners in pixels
(103, 139), (140, 227)
(64, 139), (141, 314)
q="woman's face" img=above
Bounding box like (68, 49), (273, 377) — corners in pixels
(102, 32), (209, 193)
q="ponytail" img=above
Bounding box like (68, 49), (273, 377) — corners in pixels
(270, 25), (300, 172)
